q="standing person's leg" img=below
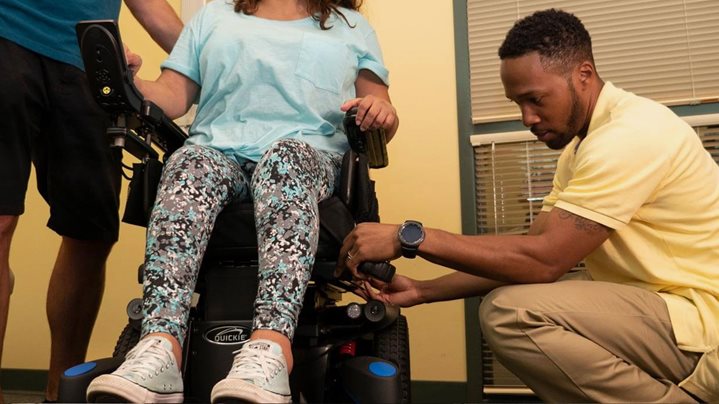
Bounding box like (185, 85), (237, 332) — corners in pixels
(39, 57), (123, 402)
(0, 36), (48, 404)
(0, 217), (18, 404)
(86, 145), (248, 403)
(44, 238), (112, 400)
(479, 279), (702, 403)
(211, 139), (342, 404)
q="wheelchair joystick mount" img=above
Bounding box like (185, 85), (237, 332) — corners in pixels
(359, 261), (396, 283)
(343, 106), (389, 168)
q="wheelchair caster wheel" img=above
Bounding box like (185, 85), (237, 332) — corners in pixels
(126, 298), (143, 321)
(364, 300), (386, 322)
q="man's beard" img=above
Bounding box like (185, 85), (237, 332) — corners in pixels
(546, 80), (583, 150)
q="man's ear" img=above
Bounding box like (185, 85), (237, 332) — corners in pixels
(576, 61), (595, 85)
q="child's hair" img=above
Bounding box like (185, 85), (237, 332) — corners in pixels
(234, 0), (363, 30)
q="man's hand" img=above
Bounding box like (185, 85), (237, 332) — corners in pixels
(354, 275), (424, 308)
(124, 44), (142, 76)
(337, 222), (402, 279)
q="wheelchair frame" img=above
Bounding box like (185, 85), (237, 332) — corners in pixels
(57, 20), (411, 403)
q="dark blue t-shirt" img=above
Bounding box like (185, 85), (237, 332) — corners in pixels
(0, 1), (122, 69)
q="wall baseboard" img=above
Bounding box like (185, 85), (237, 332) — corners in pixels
(1, 368), (467, 402)
(412, 380), (467, 403)
(1, 368), (47, 392)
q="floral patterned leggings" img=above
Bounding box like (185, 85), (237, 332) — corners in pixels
(140, 139), (343, 346)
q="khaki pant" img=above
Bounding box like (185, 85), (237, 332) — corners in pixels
(479, 272), (702, 403)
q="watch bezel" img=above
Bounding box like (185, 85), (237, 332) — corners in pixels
(398, 220), (425, 247)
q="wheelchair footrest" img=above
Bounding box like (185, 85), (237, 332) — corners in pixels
(340, 356), (401, 403)
(58, 356), (124, 403)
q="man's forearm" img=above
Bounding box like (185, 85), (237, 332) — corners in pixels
(416, 208), (609, 284)
(124, 0), (183, 53)
(418, 228), (561, 284)
(417, 272), (506, 304)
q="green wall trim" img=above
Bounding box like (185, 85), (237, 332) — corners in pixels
(670, 102), (719, 117)
(453, 0), (484, 402)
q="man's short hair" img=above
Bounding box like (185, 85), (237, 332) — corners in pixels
(498, 9), (594, 74)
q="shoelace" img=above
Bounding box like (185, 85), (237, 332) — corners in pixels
(118, 339), (174, 381)
(229, 346), (284, 382)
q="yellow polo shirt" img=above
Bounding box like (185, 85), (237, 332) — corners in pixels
(543, 82), (719, 401)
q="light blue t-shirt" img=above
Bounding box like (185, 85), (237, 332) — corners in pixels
(162, 0), (389, 162)
(0, 1), (122, 69)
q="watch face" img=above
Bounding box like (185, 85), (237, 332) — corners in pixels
(401, 222), (424, 245)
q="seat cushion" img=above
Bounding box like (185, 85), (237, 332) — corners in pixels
(203, 196), (354, 265)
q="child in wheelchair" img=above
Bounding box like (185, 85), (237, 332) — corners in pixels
(85, 0), (397, 403)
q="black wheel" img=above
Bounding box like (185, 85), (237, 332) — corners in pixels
(373, 314), (411, 404)
(112, 322), (140, 358)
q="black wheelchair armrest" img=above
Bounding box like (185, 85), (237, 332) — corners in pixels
(338, 107), (389, 213)
(76, 20), (142, 114)
(139, 100), (187, 154)
(76, 20), (188, 157)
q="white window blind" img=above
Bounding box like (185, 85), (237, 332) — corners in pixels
(472, 123), (719, 237)
(473, 135), (558, 235)
(698, 126), (719, 162)
(468, 0), (719, 123)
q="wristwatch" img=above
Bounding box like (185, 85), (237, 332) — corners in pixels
(397, 220), (425, 259)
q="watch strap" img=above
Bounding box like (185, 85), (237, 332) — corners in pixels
(401, 244), (419, 259)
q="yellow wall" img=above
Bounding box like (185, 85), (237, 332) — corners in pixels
(4, 0), (465, 383)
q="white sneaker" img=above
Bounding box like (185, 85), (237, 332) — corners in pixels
(86, 336), (184, 403)
(211, 339), (291, 403)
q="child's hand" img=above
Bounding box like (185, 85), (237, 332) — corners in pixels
(341, 95), (397, 133)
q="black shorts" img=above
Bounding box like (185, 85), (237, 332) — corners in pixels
(0, 37), (121, 242)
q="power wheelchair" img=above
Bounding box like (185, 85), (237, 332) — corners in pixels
(58, 20), (410, 403)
